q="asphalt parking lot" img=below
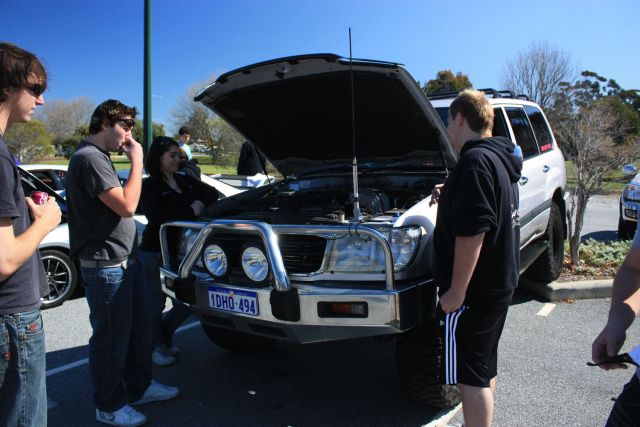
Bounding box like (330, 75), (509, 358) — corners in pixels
(43, 194), (634, 426)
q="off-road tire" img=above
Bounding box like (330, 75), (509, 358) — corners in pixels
(396, 320), (461, 408)
(524, 202), (564, 282)
(40, 249), (78, 309)
(201, 324), (274, 353)
(617, 217), (636, 240)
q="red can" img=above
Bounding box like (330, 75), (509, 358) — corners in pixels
(30, 191), (49, 205)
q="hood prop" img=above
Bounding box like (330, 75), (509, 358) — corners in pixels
(349, 28), (364, 223)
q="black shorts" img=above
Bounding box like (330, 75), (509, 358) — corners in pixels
(439, 304), (509, 387)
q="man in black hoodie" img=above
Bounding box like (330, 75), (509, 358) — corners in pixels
(432, 89), (522, 427)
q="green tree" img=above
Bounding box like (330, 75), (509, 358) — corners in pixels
(5, 120), (56, 163)
(422, 70), (472, 95)
(132, 120), (165, 144)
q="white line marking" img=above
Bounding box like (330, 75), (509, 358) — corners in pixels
(46, 321), (199, 378)
(536, 303), (556, 317)
(422, 403), (462, 427)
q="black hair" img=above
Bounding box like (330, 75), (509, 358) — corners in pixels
(145, 136), (179, 178)
(0, 42), (48, 102)
(88, 99), (137, 135)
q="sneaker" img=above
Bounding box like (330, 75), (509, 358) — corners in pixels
(96, 405), (147, 426)
(131, 380), (179, 406)
(152, 345), (176, 366)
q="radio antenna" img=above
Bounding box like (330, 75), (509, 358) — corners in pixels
(349, 28), (363, 222)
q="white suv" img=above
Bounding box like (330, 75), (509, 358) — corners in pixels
(158, 58), (568, 408)
(430, 89), (568, 282)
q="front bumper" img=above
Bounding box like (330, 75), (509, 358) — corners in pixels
(159, 219), (436, 343)
(160, 273), (436, 343)
(620, 198), (640, 223)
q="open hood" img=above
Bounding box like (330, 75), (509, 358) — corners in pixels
(196, 54), (457, 178)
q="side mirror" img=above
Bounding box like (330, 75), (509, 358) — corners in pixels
(622, 164), (637, 176)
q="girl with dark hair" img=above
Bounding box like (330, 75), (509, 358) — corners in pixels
(139, 136), (219, 365)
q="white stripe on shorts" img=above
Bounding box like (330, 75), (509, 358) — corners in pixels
(445, 305), (467, 385)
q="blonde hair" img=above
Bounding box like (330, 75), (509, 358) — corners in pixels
(449, 89), (494, 134)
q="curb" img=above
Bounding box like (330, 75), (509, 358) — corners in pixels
(518, 278), (613, 301)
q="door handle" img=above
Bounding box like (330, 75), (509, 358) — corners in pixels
(519, 176), (528, 186)
(542, 165), (550, 173)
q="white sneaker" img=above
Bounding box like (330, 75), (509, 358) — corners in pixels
(131, 380), (179, 406)
(152, 346), (176, 366)
(96, 405), (147, 426)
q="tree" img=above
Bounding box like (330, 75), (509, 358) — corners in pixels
(35, 97), (94, 139)
(422, 70), (472, 95)
(132, 120), (166, 143)
(5, 120), (56, 163)
(169, 78), (216, 138)
(556, 100), (638, 264)
(501, 41), (575, 110)
(209, 116), (245, 166)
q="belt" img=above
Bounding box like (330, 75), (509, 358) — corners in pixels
(79, 258), (128, 269)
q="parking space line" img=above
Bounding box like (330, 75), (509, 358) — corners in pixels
(536, 303), (556, 317)
(422, 403), (461, 427)
(46, 321), (199, 378)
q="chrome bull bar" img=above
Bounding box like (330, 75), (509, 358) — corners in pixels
(159, 220), (396, 291)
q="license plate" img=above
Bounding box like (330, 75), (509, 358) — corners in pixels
(207, 286), (259, 316)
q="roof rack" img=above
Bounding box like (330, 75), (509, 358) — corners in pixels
(427, 88), (531, 101)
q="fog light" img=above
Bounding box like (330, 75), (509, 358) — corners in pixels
(317, 302), (368, 318)
(241, 246), (269, 282)
(203, 244), (228, 277)
(625, 209), (637, 219)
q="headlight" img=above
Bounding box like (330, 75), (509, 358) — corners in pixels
(623, 185), (640, 202)
(203, 244), (227, 277)
(177, 228), (199, 260)
(326, 226), (422, 273)
(241, 246), (269, 282)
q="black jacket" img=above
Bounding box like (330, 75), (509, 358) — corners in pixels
(433, 137), (523, 308)
(139, 173), (219, 252)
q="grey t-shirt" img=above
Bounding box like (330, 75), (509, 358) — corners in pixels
(0, 136), (48, 314)
(66, 141), (138, 261)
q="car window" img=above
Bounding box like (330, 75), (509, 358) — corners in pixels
(524, 105), (554, 153)
(492, 107), (510, 138)
(505, 107), (539, 159)
(435, 107), (448, 126)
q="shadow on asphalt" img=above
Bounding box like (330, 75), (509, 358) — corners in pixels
(46, 329), (448, 427)
(582, 230), (618, 242)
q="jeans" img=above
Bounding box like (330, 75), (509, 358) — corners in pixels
(139, 251), (192, 349)
(0, 309), (47, 427)
(606, 370), (640, 427)
(81, 259), (152, 412)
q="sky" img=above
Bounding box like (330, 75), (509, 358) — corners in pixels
(4, 0), (639, 135)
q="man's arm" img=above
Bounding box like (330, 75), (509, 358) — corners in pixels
(0, 198), (61, 280)
(97, 138), (143, 218)
(439, 233), (485, 313)
(592, 246), (640, 369)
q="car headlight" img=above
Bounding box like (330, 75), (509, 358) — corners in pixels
(241, 246), (269, 282)
(326, 226), (422, 273)
(177, 228), (199, 260)
(203, 244), (227, 277)
(623, 185), (640, 202)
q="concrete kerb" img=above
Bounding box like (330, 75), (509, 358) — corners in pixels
(518, 278), (613, 301)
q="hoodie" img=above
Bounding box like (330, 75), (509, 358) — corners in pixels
(433, 136), (523, 308)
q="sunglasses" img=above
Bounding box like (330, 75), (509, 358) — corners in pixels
(26, 83), (46, 97)
(113, 118), (136, 130)
(587, 353), (639, 368)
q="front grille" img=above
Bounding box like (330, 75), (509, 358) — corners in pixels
(279, 234), (327, 274)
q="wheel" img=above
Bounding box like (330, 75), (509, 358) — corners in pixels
(524, 202), (564, 282)
(201, 323), (274, 353)
(40, 249), (78, 309)
(396, 320), (461, 409)
(617, 217), (636, 240)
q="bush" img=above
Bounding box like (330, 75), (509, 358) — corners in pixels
(565, 239), (631, 276)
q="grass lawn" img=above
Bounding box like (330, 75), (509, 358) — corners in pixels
(565, 161), (632, 193)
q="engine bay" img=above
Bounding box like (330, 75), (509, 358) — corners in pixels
(204, 173), (443, 225)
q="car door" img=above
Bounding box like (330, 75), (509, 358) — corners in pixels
(501, 106), (547, 247)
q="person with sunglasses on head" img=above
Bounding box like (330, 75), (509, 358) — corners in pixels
(139, 136), (218, 366)
(66, 101), (179, 427)
(591, 225), (640, 426)
(0, 41), (62, 427)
